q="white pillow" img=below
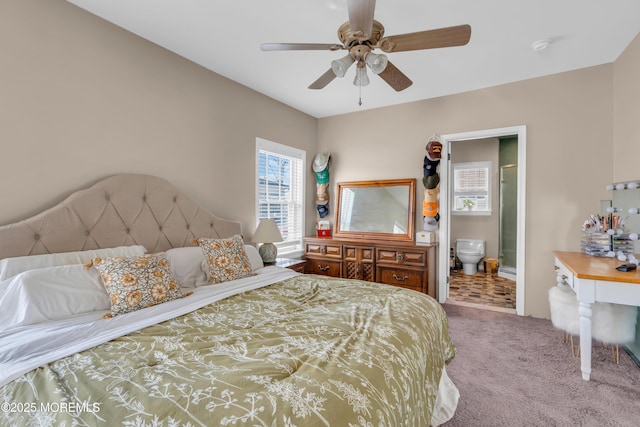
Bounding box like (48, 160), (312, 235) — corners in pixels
(0, 264), (110, 331)
(0, 278), (10, 300)
(244, 245), (264, 271)
(165, 245), (264, 291)
(0, 245), (147, 283)
(165, 247), (208, 291)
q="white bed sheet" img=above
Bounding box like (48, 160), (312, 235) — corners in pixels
(0, 266), (298, 387)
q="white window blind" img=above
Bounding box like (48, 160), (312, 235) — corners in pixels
(256, 138), (305, 254)
(452, 161), (491, 213)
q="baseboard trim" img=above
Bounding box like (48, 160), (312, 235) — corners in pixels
(624, 345), (640, 367)
(498, 268), (516, 281)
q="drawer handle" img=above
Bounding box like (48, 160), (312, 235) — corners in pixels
(317, 265), (330, 271)
(554, 266), (559, 271)
(320, 247), (326, 254)
(393, 274), (409, 282)
(562, 274), (568, 280)
(396, 253), (404, 263)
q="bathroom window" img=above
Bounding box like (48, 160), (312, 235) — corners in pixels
(452, 161), (492, 215)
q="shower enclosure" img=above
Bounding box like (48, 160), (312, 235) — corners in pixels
(499, 163), (517, 279)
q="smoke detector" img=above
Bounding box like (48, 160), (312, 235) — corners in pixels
(531, 39), (551, 51)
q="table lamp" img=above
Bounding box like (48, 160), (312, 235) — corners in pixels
(251, 219), (284, 264)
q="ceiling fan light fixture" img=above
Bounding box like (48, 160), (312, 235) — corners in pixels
(353, 65), (370, 87)
(262, 1), (471, 93)
(331, 54), (355, 77)
(365, 52), (388, 74)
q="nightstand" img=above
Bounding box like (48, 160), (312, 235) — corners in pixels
(273, 258), (306, 273)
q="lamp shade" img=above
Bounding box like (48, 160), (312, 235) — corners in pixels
(251, 219), (284, 244)
(353, 65), (370, 87)
(365, 52), (388, 74)
(331, 54), (355, 78)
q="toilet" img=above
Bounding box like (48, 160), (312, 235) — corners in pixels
(456, 239), (486, 275)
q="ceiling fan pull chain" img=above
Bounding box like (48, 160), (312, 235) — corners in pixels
(358, 84), (363, 106)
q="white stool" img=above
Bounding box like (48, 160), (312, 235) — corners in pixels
(592, 302), (638, 364)
(549, 285), (581, 357)
(549, 284), (638, 363)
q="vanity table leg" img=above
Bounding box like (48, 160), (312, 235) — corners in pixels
(578, 302), (593, 381)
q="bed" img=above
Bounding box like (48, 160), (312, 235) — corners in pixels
(0, 174), (458, 426)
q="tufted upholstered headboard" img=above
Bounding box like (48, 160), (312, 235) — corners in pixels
(0, 174), (242, 260)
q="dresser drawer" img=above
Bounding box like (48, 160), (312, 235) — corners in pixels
(306, 258), (342, 277)
(376, 264), (425, 290)
(305, 241), (342, 259)
(344, 246), (374, 261)
(376, 247), (426, 267)
(376, 265), (424, 292)
(287, 261), (306, 273)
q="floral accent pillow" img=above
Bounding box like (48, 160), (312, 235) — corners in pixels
(90, 253), (186, 317)
(194, 235), (255, 284)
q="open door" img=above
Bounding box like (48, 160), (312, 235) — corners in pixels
(438, 126), (527, 316)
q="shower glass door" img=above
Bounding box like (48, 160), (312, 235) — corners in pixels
(499, 164), (517, 270)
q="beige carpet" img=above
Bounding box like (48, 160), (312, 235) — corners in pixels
(442, 303), (639, 426)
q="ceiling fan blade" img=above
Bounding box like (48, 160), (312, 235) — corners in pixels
(377, 61), (412, 92)
(379, 24), (471, 53)
(261, 43), (342, 51)
(308, 69), (337, 90)
(347, 0), (376, 39)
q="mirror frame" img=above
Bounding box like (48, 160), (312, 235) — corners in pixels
(334, 178), (416, 242)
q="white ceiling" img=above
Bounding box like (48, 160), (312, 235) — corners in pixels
(66, 0), (640, 119)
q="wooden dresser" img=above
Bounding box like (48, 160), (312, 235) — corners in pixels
(304, 237), (437, 297)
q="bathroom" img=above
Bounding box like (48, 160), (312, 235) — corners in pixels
(448, 136), (518, 311)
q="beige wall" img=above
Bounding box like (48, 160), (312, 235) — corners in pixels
(0, 0), (318, 237)
(2, 0), (638, 319)
(319, 65), (614, 318)
(450, 138), (500, 261)
(612, 33), (640, 265)
(613, 33), (640, 182)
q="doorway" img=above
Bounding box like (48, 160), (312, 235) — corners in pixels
(438, 126), (527, 316)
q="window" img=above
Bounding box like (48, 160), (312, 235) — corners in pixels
(452, 161), (491, 215)
(256, 138), (305, 255)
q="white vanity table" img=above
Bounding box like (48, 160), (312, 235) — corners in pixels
(554, 251), (640, 380)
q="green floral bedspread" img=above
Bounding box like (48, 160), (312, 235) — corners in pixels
(1, 274), (455, 427)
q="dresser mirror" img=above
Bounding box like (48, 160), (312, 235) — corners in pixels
(334, 178), (416, 241)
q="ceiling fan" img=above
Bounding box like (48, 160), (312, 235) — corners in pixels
(260, 0), (471, 92)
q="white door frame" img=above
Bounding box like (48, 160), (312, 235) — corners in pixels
(438, 126), (527, 316)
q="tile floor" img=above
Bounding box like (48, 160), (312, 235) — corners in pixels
(447, 268), (516, 313)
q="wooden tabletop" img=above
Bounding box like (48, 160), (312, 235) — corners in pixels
(554, 251), (640, 284)
(273, 258), (306, 268)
